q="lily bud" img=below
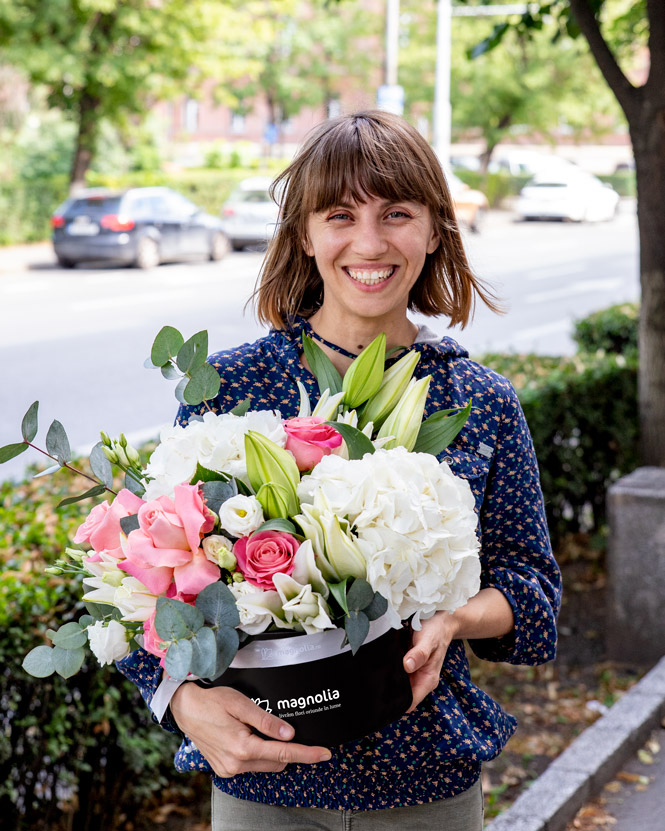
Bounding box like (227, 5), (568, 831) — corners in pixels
(118, 433), (128, 448)
(125, 444), (141, 465)
(256, 482), (292, 520)
(244, 431), (300, 516)
(112, 442), (130, 467)
(99, 431), (111, 446)
(377, 376), (431, 451)
(359, 349), (420, 430)
(319, 513), (366, 580)
(342, 333), (386, 409)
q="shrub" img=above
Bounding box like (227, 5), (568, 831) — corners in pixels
(453, 170), (532, 208)
(572, 302), (638, 355)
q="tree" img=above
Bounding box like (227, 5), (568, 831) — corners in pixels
(0, 0), (257, 190)
(463, 0), (664, 466)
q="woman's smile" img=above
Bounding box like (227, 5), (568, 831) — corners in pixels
(344, 265), (397, 288)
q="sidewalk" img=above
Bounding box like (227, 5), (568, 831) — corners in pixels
(486, 655), (665, 831)
(0, 241), (54, 274)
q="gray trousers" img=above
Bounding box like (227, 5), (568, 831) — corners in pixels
(211, 778), (483, 831)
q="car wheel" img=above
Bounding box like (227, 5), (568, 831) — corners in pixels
(231, 241), (246, 252)
(56, 255), (76, 268)
(135, 237), (160, 270)
(210, 232), (230, 261)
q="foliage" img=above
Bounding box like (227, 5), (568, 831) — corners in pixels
(572, 302), (638, 355)
(453, 169), (531, 208)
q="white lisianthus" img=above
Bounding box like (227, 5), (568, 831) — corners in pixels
(272, 573), (335, 634)
(298, 447), (481, 625)
(202, 534), (237, 570)
(87, 619), (131, 666)
(83, 560), (158, 623)
(143, 410), (287, 499)
(218, 494), (264, 538)
(229, 580), (284, 635)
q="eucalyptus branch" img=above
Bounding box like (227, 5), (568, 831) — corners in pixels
(27, 442), (118, 496)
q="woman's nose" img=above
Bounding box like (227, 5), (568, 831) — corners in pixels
(351, 218), (389, 257)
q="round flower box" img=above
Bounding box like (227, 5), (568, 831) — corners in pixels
(196, 617), (413, 747)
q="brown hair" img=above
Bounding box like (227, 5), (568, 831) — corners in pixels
(255, 110), (500, 329)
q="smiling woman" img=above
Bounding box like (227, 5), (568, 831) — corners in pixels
(118, 111), (561, 831)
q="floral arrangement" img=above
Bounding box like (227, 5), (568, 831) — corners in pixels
(2, 327), (481, 683)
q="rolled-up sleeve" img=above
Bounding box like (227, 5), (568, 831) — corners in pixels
(469, 384), (561, 665)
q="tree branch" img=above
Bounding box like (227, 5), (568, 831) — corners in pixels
(568, 0), (639, 119)
(646, 0), (665, 103)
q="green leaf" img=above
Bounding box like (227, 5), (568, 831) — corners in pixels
(413, 400), (472, 456)
(119, 514), (140, 536)
(160, 361), (181, 380)
(189, 626), (218, 678)
(32, 463), (61, 479)
(151, 325), (184, 367)
(164, 639), (193, 680)
(154, 597), (205, 642)
(183, 363), (221, 405)
(89, 442), (113, 488)
(21, 400), (39, 442)
(201, 479), (237, 514)
(363, 591), (388, 621)
(57, 484), (106, 508)
(22, 645), (55, 678)
(302, 333), (343, 396)
(229, 397), (251, 417)
(51, 621), (88, 650)
(192, 462), (231, 485)
(84, 601), (107, 621)
(255, 517), (298, 536)
(345, 610), (370, 655)
(324, 422), (375, 460)
(346, 578), (374, 612)
(0, 442), (28, 464)
(211, 626), (240, 679)
(78, 615), (95, 629)
(124, 471), (145, 496)
(176, 330), (208, 374)
(175, 376), (188, 405)
(195, 582), (240, 628)
(53, 646), (85, 678)
(329, 577), (350, 615)
(45, 419), (70, 464)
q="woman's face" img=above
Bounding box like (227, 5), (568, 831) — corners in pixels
(303, 195), (439, 328)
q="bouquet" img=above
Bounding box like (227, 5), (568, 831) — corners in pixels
(3, 327), (481, 743)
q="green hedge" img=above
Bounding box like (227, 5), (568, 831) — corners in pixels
(454, 170), (531, 208)
(572, 302), (638, 355)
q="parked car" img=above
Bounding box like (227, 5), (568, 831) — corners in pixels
(516, 170), (620, 222)
(51, 187), (229, 268)
(220, 177), (279, 251)
(447, 172), (489, 233)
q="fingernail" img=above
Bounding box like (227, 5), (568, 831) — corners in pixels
(318, 751), (331, 762)
(404, 657), (415, 672)
(279, 724), (294, 739)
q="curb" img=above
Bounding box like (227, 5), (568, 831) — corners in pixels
(0, 242), (54, 274)
(486, 655), (665, 831)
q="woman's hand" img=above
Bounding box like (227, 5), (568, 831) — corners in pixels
(169, 683), (332, 778)
(402, 611), (457, 711)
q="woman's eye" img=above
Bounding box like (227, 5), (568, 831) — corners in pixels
(387, 210), (410, 219)
(328, 212), (352, 221)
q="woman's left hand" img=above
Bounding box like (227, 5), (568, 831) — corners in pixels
(402, 611), (458, 712)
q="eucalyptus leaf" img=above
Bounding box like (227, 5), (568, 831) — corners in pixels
(160, 361), (181, 380)
(302, 334), (343, 396)
(32, 463), (61, 479)
(363, 591), (388, 621)
(346, 578), (374, 612)
(53, 645), (85, 678)
(119, 514), (140, 536)
(89, 442), (114, 488)
(51, 621), (88, 650)
(57, 484), (106, 508)
(184, 363), (221, 406)
(345, 610), (370, 655)
(175, 376), (188, 405)
(84, 601), (107, 621)
(154, 597), (205, 641)
(151, 325), (184, 367)
(211, 626), (240, 679)
(328, 578), (350, 615)
(413, 400), (472, 456)
(22, 645), (55, 678)
(195, 582), (240, 628)
(124, 471), (145, 496)
(164, 639), (193, 681)
(45, 419), (71, 464)
(324, 422), (375, 460)
(189, 626), (218, 678)
(229, 397), (251, 417)
(0, 442), (28, 464)
(78, 615), (95, 629)
(176, 330), (208, 374)
(201, 479), (237, 514)
(21, 400), (39, 442)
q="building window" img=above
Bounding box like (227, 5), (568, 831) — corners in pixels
(184, 98), (199, 133)
(327, 99), (341, 119)
(231, 112), (246, 134)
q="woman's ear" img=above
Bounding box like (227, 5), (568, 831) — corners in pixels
(427, 226), (440, 255)
(302, 236), (314, 257)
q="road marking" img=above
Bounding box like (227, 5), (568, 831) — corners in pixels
(525, 265), (588, 281)
(526, 278), (622, 304)
(72, 289), (192, 312)
(511, 319), (571, 342)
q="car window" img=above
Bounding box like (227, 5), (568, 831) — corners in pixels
(124, 195), (155, 220)
(162, 192), (199, 217)
(66, 196), (122, 216)
(233, 190), (272, 204)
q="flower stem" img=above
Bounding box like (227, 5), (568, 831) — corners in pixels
(27, 442), (117, 496)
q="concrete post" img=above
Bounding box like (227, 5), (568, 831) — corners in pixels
(607, 467), (665, 664)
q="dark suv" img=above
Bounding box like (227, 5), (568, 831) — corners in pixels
(51, 187), (229, 268)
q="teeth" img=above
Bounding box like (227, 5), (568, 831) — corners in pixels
(347, 267), (394, 285)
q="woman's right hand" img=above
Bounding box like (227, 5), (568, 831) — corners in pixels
(169, 682), (332, 778)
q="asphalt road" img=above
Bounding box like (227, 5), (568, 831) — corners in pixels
(0, 204), (639, 482)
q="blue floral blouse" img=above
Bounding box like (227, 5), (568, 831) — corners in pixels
(117, 315), (562, 810)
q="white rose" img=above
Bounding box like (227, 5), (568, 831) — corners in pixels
(87, 619), (131, 666)
(202, 534), (237, 570)
(229, 580), (284, 635)
(218, 495), (264, 538)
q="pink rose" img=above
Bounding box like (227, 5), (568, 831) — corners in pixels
(74, 489), (145, 559)
(142, 611), (168, 664)
(283, 416), (343, 471)
(120, 484), (218, 596)
(234, 530), (300, 590)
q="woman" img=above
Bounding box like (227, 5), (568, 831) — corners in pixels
(119, 111), (561, 830)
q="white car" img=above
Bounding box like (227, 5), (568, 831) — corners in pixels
(516, 171), (620, 223)
(220, 177), (279, 250)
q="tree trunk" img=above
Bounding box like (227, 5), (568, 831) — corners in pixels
(70, 91), (100, 194)
(631, 106), (665, 466)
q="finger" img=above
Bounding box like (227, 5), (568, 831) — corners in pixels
(403, 644), (430, 673)
(225, 689), (296, 741)
(246, 734), (332, 766)
(407, 670), (440, 712)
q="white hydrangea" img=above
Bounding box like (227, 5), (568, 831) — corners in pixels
(143, 409), (287, 499)
(298, 447), (481, 626)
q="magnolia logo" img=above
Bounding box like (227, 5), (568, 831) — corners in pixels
(277, 688), (340, 711)
(252, 697), (272, 714)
